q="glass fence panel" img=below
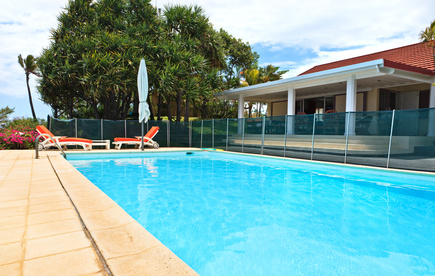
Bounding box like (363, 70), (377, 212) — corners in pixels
(285, 114), (314, 160)
(243, 117), (262, 154)
(170, 121), (189, 147)
(126, 120), (142, 139)
(191, 121), (202, 148)
(312, 112), (347, 163)
(213, 119), (227, 150)
(345, 111), (392, 168)
(50, 118), (75, 137)
(389, 108), (434, 172)
(148, 121), (168, 147)
(202, 120), (213, 148)
(227, 118), (243, 152)
(263, 116), (286, 157)
(102, 120), (125, 148)
(77, 119), (101, 140)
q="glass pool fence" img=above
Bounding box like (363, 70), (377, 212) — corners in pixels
(48, 108), (435, 172)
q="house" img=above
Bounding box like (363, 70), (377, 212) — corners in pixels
(218, 42), (435, 120)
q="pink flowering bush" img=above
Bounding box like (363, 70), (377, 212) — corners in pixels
(0, 117), (45, 150)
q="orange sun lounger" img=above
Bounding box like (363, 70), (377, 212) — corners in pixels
(36, 125), (93, 151)
(113, 126), (160, 150)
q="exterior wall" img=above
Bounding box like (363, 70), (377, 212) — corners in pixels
(390, 83), (430, 93)
(270, 101), (287, 116)
(366, 88), (379, 111)
(335, 93), (365, 112)
(266, 83), (431, 116)
(335, 95), (346, 112)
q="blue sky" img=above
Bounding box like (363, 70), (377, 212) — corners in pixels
(0, 0), (434, 119)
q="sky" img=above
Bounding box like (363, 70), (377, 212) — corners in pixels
(0, 0), (434, 119)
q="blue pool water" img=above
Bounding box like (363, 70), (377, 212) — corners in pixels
(68, 151), (435, 275)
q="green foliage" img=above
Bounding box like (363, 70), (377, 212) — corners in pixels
(2, 117), (45, 131)
(0, 106), (14, 128)
(37, 0), (259, 121)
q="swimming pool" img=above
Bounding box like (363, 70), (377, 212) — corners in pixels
(68, 151), (435, 275)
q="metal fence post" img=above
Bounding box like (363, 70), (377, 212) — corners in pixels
(387, 110), (396, 168)
(242, 118), (245, 153)
(284, 115), (288, 157)
(125, 120), (127, 138)
(100, 119), (103, 140)
(167, 121), (170, 147)
(226, 118), (229, 151)
(212, 119), (215, 148)
(189, 121), (192, 147)
(261, 116), (266, 155)
(311, 114), (316, 160)
(200, 120), (203, 148)
(75, 118), (77, 138)
(344, 112), (350, 163)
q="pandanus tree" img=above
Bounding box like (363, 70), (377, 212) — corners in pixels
(37, 0), (259, 120)
(18, 54), (40, 120)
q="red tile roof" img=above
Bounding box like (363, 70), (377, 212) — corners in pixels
(299, 42), (435, 76)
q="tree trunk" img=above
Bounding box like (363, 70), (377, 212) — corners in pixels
(92, 99), (99, 119)
(184, 97), (189, 122)
(133, 91), (139, 115)
(147, 95), (154, 121)
(157, 93), (162, 120)
(167, 100), (172, 121)
(176, 90), (182, 122)
(25, 73), (37, 120)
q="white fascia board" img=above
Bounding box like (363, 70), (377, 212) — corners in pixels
(217, 59), (385, 100)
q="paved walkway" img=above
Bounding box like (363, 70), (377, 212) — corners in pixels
(0, 149), (197, 276)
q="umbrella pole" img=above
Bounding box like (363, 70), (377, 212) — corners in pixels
(141, 121), (144, 151)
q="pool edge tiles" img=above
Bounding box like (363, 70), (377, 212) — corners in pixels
(46, 151), (199, 275)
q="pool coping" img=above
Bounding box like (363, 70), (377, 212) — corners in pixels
(46, 148), (435, 274)
(47, 149), (199, 275)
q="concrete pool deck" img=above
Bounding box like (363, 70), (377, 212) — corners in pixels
(0, 149), (198, 275)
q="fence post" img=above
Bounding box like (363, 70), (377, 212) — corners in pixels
(75, 118), (77, 138)
(344, 112), (350, 163)
(100, 119), (103, 140)
(189, 121), (192, 148)
(212, 119), (215, 148)
(284, 115), (288, 157)
(200, 120), (203, 148)
(311, 114), (316, 160)
(124, 120), (127, 138)
(387, 110), (396, 168)
(49, 116), (52, 131)
(242, 118), (245, 153)
(226, 118), (229, 151)
(167, 121), (170, 147)
(261, 116), (266, 155)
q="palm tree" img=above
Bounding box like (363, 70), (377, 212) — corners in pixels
(419, 20), (435, 68)
(18, 54), (40, 120)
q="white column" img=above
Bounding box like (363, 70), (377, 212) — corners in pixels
(238, 94), (244, 134)
(287, 87), (295, 134)
(345, 75), (357, 135)
(238, 94), (245, 119)
(428, 82), (435, 136)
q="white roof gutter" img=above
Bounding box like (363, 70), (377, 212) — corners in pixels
(218, 59), (386, 100)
